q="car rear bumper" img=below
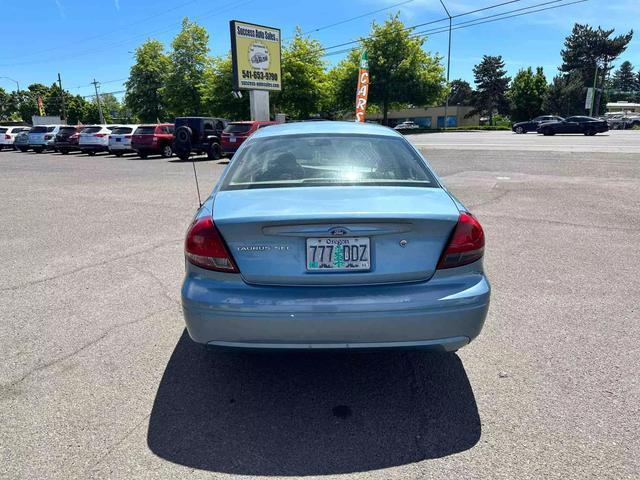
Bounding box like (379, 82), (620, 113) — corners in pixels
(109, 143), (133, 151)
(181, 263), (490, 351)
(132, 146), (160, 154)
(80, 145), (108, 152)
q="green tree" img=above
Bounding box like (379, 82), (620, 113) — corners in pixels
(272, 28), (330, 119)
(163, 18), (210, 117)
(14, 83), (51, 123)
(330, 15), (446, 124)
(609, 60), (638, 102)
(469, 55), (511, 125)
(201, 55), (249, 119)
(560, 24), (633, 115)
(327, 49), (360, 114)
(543, 73), (584, 117)
(125, 39), (171, 122)
(509, 67), (547, 122)
(0, 87), (14, 120)
(448, 79), (473, 106)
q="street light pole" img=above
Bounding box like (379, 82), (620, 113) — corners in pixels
(0, 76), (20, 92)
(439, 0), (452, 130)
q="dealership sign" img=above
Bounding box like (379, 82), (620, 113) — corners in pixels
(230, 20), (282, 91)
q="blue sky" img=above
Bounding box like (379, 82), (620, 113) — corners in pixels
(0, 0), (638, 100)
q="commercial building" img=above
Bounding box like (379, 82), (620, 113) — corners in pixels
(363, 105), (480, 128)
(606, 101), (640, 113)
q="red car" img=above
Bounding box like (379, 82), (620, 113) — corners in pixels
(220, 121), (276, 156)
(54, 125), (83, 154)
(131, 124), (174, 159)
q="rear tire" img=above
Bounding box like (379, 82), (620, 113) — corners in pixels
(60, 149), (69, 155)
(88, 151), (96, 156)
(178, 154), (190, 161)
(19, 147), (28, 152)
(33, 147), (44, 153)
(207, 142), (222, 160)
(138, 152), (148, 159)
(114, 152), (123, 157)
(515, 126), (525, 134)
(542, 128), (554, 136)
(161, 145), (173, 158)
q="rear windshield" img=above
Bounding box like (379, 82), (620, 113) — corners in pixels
(31, 126), (48, 133)
(135, 126), (156, 135)
(224, 123), (252, 134)
(110, 127), (133, 134)
(221, 134), (437, 191)
(81, 126), (102, 133)
(59, 127), (77, 134)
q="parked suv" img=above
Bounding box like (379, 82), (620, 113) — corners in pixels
(54, 125), (83, 154)
(173, 117), (227, 161)
(0, 126), (30, 150)
(14, 129), (30, 151)
(29, 125), (63, 153)
(79, 125), (117, 155)
(108, 125), (140, 156)
(131, 124), (174, 159)
(220, 121), (276, 156)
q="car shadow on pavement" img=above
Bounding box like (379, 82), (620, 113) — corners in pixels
(147, 330), (480, 476)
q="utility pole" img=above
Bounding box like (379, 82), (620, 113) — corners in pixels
(57, 73), (67, 122)
(590, 65), (598, 117)
(91, 78), (105, 124)
(439, 0), (452, 130)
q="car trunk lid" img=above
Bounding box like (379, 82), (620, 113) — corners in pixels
(212, 186), (460, 286)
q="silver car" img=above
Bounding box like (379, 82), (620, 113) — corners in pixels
(181, 121), (490, 351)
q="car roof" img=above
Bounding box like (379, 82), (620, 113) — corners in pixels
(251, 120), (401, 140)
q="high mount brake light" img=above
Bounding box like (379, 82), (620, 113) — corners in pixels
(437, 213), (485, 269)
(185, 216), (238, 272)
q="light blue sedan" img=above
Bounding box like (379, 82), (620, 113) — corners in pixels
(181, 121), (490, 351)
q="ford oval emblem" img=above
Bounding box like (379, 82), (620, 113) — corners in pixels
(330, 227), (348, 236)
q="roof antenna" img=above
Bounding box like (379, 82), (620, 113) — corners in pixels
(191, 159), (202, 207)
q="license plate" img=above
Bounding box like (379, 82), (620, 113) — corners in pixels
(229, 135), (236, 143)
(306, 237), (370, 271)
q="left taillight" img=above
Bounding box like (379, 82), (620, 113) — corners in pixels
(4, 134), (10, 140)
(185, 216), (238, 272)
(437, 212), (485, 269)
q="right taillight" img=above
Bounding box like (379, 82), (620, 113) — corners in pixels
(437, 212), (485, 269)
(185, 216), (238, 272)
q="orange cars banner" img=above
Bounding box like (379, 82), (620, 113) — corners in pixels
(355, 50), (369, 123)
(37, 96), (45, 116)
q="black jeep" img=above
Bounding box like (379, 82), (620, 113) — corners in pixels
(173, 117), (228, 161)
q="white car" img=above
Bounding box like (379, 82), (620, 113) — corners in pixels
(394, 121), (420, 130)
(108, 125), (140, 157)
(28, 125), (64, 153)
(79, 125), (119, 156)
(0, 126), (30, 150)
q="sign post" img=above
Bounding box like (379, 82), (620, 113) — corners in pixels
(355, 50), (369, 123)
(230, 20), (282, 121)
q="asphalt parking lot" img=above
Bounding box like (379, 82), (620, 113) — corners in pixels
(1, 130), (638, 479)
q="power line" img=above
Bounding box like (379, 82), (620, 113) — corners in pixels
(289, 0), (588, 61)
(0, 0), (256, 68)
(286, 0), (416, 39)
(408, 0), (588, 41)
(308, 0), (528, 55)
(0, 0), (200, 61)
